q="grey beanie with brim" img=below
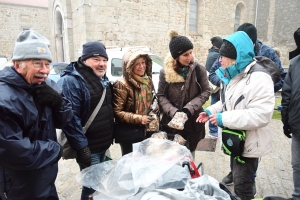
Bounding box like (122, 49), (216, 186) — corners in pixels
(12, 30), (52, 62)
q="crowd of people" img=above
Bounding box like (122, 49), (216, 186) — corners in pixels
(0, 22), (299, 200)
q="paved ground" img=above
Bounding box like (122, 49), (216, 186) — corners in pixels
(55, 119), (293, 199)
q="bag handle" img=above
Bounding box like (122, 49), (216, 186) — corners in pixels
(82, 88), (106, 133)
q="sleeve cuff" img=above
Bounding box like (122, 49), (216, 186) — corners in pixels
(204, 109), (212, 116)
(216, 113), (223, 127)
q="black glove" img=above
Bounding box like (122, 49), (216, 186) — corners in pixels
(29, 82), (63, 109)
(283, 125), (292, 138)
(181, 108), (191, 118)
(76, 146), (91, 168)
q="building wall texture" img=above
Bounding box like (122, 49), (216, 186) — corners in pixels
(48, 0), (258, 65)
(256, 0), (300, 66)
(0, 0), (299, 67)
(0, 2), (50, 60)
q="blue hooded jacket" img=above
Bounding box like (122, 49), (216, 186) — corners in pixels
(0, 67), (73, 199)
(216, 31), (255, 85)
(209, 39), (286, 92)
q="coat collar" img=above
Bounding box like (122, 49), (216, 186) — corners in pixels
(164, 53), (197, 83)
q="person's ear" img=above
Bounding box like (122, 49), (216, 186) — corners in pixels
(14, 61), (21, 71)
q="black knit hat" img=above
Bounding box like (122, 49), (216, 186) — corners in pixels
(237, 23), (257, 44)
(168, 30), (193, 59)
(211, 36), (223, 49)
(219, 41), (237, 59)
(81, 41), (108, 61)
(289, 27), (300, 60)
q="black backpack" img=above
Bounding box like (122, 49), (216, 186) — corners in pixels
(248, 56), (281, 84)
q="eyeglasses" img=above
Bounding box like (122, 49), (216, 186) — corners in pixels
(32, 60), (51, 70)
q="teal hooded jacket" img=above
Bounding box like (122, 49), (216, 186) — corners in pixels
(208, 31), (255, 126)
(216, 31), (255, 85)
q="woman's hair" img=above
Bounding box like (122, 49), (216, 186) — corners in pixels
(172, 55), (194, 72)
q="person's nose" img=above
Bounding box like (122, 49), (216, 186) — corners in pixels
(98, 60), (105, 66)
(40, 65), (50, 74)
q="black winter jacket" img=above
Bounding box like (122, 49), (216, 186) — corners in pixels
(59, 59), (114, 153)
(281, 55), (300, 135)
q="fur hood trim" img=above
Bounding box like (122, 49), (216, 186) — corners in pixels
(164, 53), (196, 83)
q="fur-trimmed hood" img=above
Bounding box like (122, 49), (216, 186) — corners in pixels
(163, 53), (197, 83)
(122, 48), (152, 89)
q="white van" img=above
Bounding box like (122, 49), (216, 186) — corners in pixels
(106, 47), (163, 91)
(0, 56), (8, 70)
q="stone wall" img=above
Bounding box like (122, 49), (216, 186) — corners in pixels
(1, 0), (299, 67)
(273, 0), (300, 66)
(256, 0), (300, 66)
(0, 3), (50, 60)
(49, 0), (256, 64)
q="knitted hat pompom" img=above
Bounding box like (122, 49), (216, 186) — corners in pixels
(168, 29), (179, 40)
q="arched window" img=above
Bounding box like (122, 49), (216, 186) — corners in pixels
(234, 3), (246, 31)
(54, 10), (65, 62)
(189, 0), (198, 33)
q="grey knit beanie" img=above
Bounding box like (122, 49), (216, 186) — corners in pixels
(12, 30), (52, 62)
(168, 30), (194, 59)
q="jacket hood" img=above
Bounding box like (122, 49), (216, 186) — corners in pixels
(0, 67), (30, 89)
(208, 46), (220, 53)
(0, 66), (61, 92)
(122, 49), (152, 88)
(216, 31), (255, 85)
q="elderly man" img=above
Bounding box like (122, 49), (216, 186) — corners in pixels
(0, 30), (73, 199)
(58, 41), (114, 200)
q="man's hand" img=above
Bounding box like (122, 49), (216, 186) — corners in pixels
(283, 125), (292, 138)
(29, 82), (63, 108)
(76, 146), (91, 168)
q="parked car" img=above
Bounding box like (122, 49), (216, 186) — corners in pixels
(47, 62), (69, 82)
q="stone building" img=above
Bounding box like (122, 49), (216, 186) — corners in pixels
(47, 0), (300, 66)
(0, 0), (299, 66)
(0, 0), (50, 59)
(256, 0), (300, 66)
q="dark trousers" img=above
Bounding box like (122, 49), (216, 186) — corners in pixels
(119, 143), (133, 156)
(231, 156), (258, 200)
(208, 91), (220, 136)
(78, 150), (106, 200)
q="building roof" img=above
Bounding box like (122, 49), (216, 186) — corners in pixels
(0, 0), (48, 8)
